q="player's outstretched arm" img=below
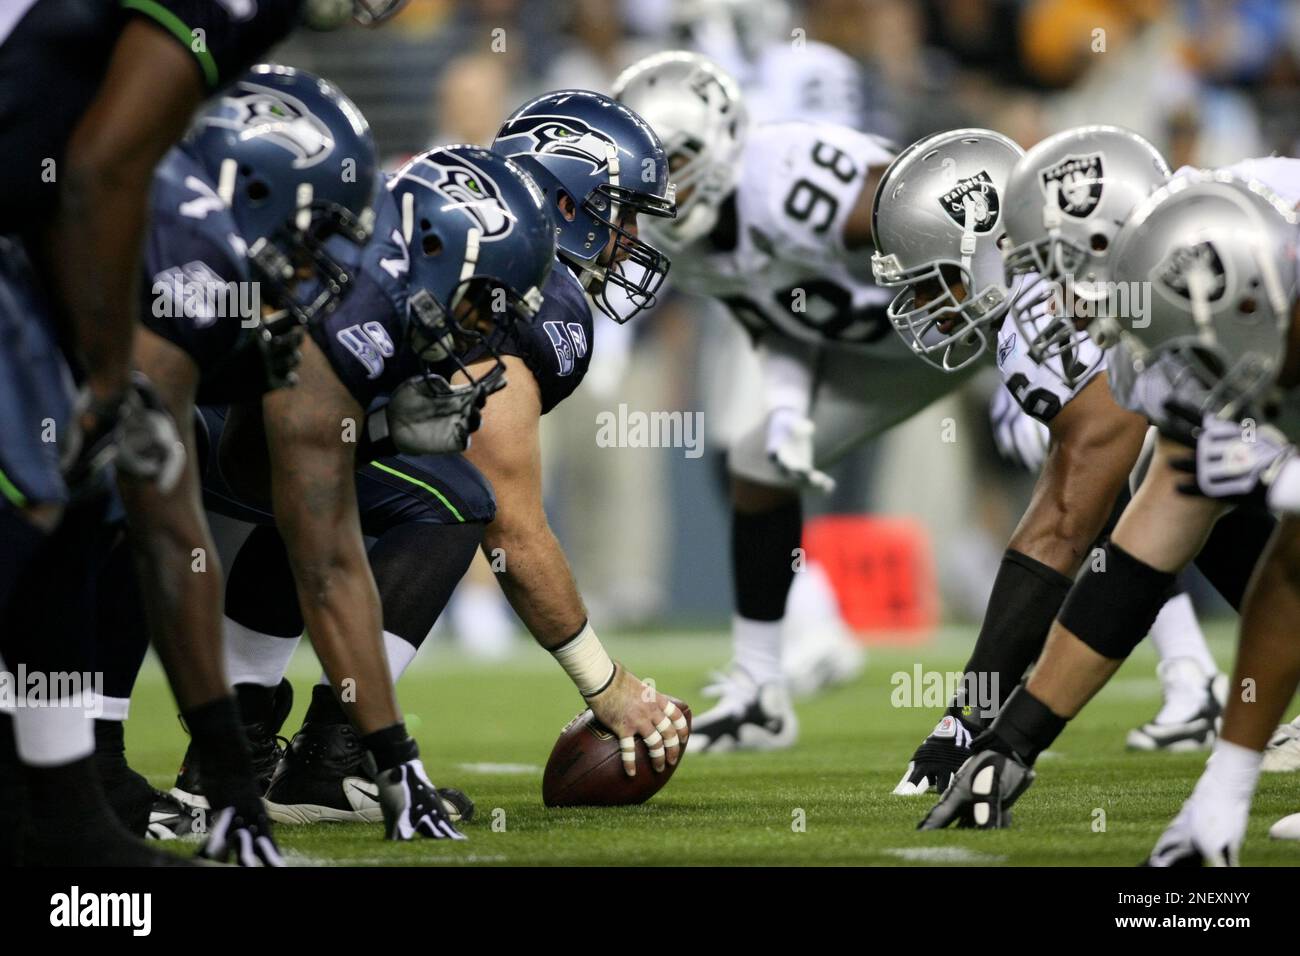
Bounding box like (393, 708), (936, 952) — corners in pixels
(45, 20), (205, 414)
(1012, 374), (1148, 574)
(261, 337), (402, 736)
(463, 355), (687, 772)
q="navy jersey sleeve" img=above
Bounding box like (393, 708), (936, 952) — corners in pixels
(451, 262), (593, 415)
(122, 0), (304, 90)
(309, 189), (418, 407)
(141, 152), (261, 398)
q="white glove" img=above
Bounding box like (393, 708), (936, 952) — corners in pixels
(766, 407), (835, 493)
(989, 385), (1050, 473)
(1170, 408), (1294, 505)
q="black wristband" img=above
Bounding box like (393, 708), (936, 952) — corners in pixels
(363, 722), (418, 773)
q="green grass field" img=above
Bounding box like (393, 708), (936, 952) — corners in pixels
(124, 622), (1300, 866)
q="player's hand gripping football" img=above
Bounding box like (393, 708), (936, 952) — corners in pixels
(586, 665), (689, 777)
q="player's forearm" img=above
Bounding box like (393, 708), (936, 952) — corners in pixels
(1222, 519), (1300, 751)
(485, 513), (588, 650)
(48, 161), (150, 401)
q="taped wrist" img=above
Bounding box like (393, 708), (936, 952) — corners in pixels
(551, 622), (616, 698)
(1057, 542), (1174, 660)
(988, 686), (1067, 766)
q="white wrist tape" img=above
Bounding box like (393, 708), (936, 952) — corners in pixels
(1267, 453), (1300, 514)
(551, 623), (615, 697)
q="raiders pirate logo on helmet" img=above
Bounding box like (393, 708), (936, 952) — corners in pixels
(938, 171), (1000, 233)
(1039, 153), (1104, 218)
(207, 82), (335, 169)
(502, 116), (616, 174)
(425, 155), (516, 240)
(1154, 240), (1228, 303)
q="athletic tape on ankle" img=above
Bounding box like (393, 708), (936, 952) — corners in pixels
(1057, 542), (1175, 660)
(551, 623), (615, 698)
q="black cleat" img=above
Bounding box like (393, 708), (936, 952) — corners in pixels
(264, 720), (473, 825)
(171, 679), (293, 808)
(918, 749), (1035, 830)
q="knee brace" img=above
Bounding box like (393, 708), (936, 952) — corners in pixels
(1057, 542), (1175, 660)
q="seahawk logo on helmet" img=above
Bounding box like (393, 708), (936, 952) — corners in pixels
(423, 156), (515, 239)
(938, 171), (1000, 232)
(508, 116), (616, 174)
(208, 83), (335, 169)
(1039, 153), (1104, 218)
(1155, 241), (1228, 304)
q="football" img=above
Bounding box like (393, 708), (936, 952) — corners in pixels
(542, 699), (692, 807)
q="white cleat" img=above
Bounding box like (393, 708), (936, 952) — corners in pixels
(1261, 715), (1300, 772)
(691, 668), (798, 753)
(783, 628), (866, 699)
(1127, 658), (1226, 752)
(1269, 810), (1300, 840)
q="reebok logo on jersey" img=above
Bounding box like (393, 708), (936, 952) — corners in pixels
(997, 332), (1016, 368)
(938, 171), (1000, 233)
(1039, 153), (1104, 218)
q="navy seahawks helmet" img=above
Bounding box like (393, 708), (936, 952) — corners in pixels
(493, 90), (676, 323)
(388, 145), (556, 387)
(182, 64), (378, 325)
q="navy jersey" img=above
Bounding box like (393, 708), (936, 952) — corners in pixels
(438, 260), (593, 415)
(140, 147), (276, 403)
(0, 0), (303, 232)
(309, 187), (418, 408)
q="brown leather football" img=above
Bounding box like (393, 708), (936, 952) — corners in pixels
(542, 699), (692, 807)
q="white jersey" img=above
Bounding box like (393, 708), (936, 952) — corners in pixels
(670, 121), (899, 353)
(1173, 156), (1300, 207)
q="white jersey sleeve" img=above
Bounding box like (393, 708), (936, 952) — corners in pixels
(1173, 156), (1300, 207)
(993, 276), (1107, 424)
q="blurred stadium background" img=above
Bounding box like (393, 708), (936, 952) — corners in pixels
(260, 0), (1300, 643)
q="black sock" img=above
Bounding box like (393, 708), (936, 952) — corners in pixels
(982, 687), (1068, 765)
(363, 722), (418, 773)
(371, 520), (483, 649)
(959, 550), (1073, 723)
(225, 524), (305, 637)
(234, 682), (278, 726)
(305, 683), (349, 726)
(0, 713), (29, 865)
(732, 497), (802, 621)
(182, 696), (255, 805)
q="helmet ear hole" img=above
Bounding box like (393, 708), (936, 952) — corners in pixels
(422, 233), (442, 257)
(1239, 296), (1257, 315)
(1090, 233), (1108, 252)
(246, 180), (270, 202)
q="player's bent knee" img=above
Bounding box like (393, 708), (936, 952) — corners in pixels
(1057, 542), (1175, 660)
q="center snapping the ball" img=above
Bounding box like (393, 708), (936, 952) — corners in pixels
(542, 699), (692, 807)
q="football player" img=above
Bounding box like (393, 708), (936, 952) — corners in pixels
(94, 128), (536, 847)
(1107, 175), (1298, 863)
(0, 0), (404, 868)
(880, 127), (1238, 796)
(614, 51), (967, 752)
(920, 164), (1299, 835)
(174, 143), (551, 827)
(162, 91), (691, 823)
